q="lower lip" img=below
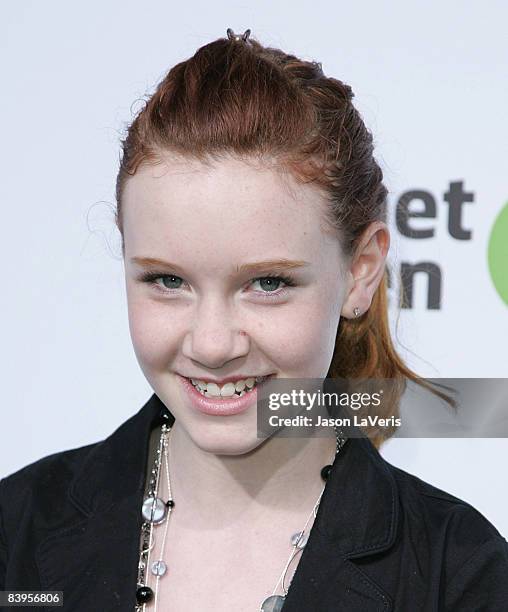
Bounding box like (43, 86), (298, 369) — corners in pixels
(178, 374), (273, 416)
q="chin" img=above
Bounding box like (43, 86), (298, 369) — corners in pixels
(185, 423), (270, 456)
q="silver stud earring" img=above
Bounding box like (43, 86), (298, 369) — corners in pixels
(353, 307), (361, 317)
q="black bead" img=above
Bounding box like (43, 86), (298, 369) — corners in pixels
(159, 408), (171, 422)
(166, 499), (175, 507)
(136, 585), (154, 604)
(154, 407), (171, 427)
(321, 464), (332, 481)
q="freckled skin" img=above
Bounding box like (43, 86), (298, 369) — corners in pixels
(121, 154), (388, 458)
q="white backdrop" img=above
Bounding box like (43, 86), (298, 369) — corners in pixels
(1, 1), (507, 537)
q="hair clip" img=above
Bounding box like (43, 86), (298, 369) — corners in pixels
(226, 28), (251, 43)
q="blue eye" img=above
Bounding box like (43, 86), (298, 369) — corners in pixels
(251, 275), (293, 293)
(159, 275), (183, 290)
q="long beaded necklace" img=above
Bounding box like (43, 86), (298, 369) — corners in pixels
(135, 424), (347, 611)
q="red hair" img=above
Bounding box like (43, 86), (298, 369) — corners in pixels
(115, 33), (456, 448)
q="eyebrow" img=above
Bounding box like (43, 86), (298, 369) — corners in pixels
(130, 257), (310, 275)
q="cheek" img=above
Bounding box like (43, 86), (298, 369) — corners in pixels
(263, 299), (340, 376)
(126, 291), (181, 369)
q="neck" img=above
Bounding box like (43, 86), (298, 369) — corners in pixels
(164, 422), (338, 530)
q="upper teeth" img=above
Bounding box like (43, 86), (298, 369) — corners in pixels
(190, 376), (269, 397)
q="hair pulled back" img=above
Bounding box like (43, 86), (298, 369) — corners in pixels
(115, 33), (456, 448)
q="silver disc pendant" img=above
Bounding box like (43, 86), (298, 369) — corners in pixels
(151, 559), (167, 576)
(142, 496), (167, 524)
(290, 531), (307, 548)
(260, 595), (285, 612)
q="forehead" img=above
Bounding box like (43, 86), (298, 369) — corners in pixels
(121, 155), (337, 264)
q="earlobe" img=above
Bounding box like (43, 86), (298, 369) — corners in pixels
(341, 305), (364, 319)
(340, 273), (361, 319)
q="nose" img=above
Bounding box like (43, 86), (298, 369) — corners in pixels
(181, 296), (250, 368)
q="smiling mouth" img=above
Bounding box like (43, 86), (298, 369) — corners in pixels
(185, 374), (274, 398)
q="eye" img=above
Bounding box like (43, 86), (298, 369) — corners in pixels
(249, 274), (296, 299)
(137, 271), (297, 299)
(157, 275), (183, 290)
(138, 272), (185, 294)
(251, 275), (293, 293)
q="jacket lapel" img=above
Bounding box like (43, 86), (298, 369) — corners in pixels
(35, 393), (398, 611)
(282, 432), (398, 611)
(35, 394), (167, 610)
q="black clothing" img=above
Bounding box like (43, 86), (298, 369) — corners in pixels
(1, 393), (507, 610)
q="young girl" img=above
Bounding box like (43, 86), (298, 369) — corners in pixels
(1, 28), (507, 611)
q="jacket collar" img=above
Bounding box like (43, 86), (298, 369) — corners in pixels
(37, 393), (398, 610)
(67, 393), (397, 556)
(67, 392), (169, 517)
(313, 426), (399, 557)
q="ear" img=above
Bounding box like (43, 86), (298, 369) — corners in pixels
(340, 221), (390, 319)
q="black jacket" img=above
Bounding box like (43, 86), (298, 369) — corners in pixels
(1, 393), (507, 611)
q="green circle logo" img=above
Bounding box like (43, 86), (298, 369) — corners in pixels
(488, 201), (508, 305)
